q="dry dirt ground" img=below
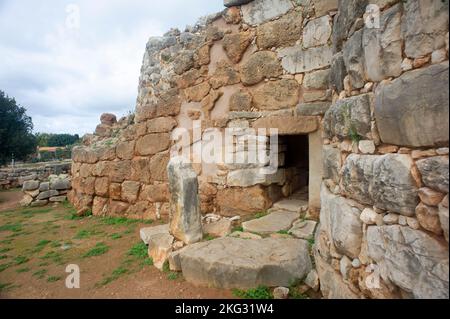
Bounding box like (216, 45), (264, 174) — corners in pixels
(0, 189), (233, 299)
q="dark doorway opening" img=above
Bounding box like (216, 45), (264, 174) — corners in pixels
(280, 135), (309, 196)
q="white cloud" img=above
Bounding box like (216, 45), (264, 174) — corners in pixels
(0, 0), (223, 134)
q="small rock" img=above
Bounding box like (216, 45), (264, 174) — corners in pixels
(436, 147), (449, 155)
(401, 58), (413, 71)
(360, 208), (382, 225)
(76, 207), (91, 217)
(148, 233), (174, 270)
(304, 269), (319, 292)
(431, 49), (447, 64)
(383, 213), (399, 225)
(31, 200), (48, 207)
(358, 140), (376, 154)
(411, 149), (437, 159)
(203, 219), (232, 237)
(339, 256), (352, 280)
(406, 217), (420, 230)
(288, 220), (317, 239)
(273, 287), (290, 299)
(172, 241), (185, 251)
(418, 187), (445, 206)
(22, 180), (39, 191)
(378, 145), (399, 154)
(39, 182), (50, 192)
(20, 195), (33, 207)
(351, 258), (362, 268)
(398, 215), (407, 226)
(413, 56), (430, 68)
(415, 203), (443, 235)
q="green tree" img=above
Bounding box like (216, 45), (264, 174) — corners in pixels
(0, 91), (37, 165)
(47, 133), (79, 147)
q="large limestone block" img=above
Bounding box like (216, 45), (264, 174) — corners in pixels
(402, 0), (449, 58)
(227, 168), (286, 187)
(416, 156), (449, 193)
(241, 0), (293, 26)
(278, 45), (332, 74)
(314, 250), (361, 299)
(320, 184), (363, 259)
(256, 10), (303, 49)
(178, 237), (312, 289)
(374, 62), (449, 147)
(342, 154), (419, 216)
(22, 180), (39, 191)
(167, 157), (203, 244)
(136, 133), (171, 156)
(322, 145), (341, 184)
(303, 16), (332, 49)
(252, 116), (318, 135)
(240, 51), (283, 86)
(251, 79), (299, 110)
(323, 94), (372, 139)
(363, 3), (402, 82)
(343, 29), (365, 89)
(148, 233), (174, 270)
(216, 185), (272, 216)
(242, 210), (299, 234)
(367, 225), (449, 299)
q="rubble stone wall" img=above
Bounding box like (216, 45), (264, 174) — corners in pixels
(0, 162), (71, 190)
(69, 0), (449, 298)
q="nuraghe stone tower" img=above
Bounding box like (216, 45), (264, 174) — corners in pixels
(69, 0), (449, 299)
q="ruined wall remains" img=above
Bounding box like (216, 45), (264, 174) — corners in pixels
(0, 161), (71, 190)
(70, 0), (449, 299)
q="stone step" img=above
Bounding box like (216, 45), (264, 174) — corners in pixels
(177, 237), (312, 289)
(242, 210), (300, 234)
(289, 220), (317, 240)
(140, 224), (169, 244)
(273, 198), (308, 213)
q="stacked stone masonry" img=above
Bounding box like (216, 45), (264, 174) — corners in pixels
(69, 0), (449, 298)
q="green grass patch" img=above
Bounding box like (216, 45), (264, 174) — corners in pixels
(14, 255), (29, 265)
(0, 223), (23, 232)
(127, 242), (147, 260)
(231, 226), (244, 233)
(16, 267), (31, 273)
(232, 286), (273, 299)
(0, 263), (11, 272)
(0, 255), (7, 260)
(47, 276), (62, 283)
(110, 233), (122, 240)
(167, 272), (179, 280)
(98, 266), (128, 286)
(32, 269), (47, 279)
(0, 247), (11, 253)
(101, 217), (139, 226)
(142, 257), (153, 266)
(277, 230), (289, 235)
(203, 234), (217, 241)
(82, 242), (109, 258)
(0, 239), (13, 245)
(162, 261), (170, 273)
(74, 228), (103, 239)
(40, 251), (63, 264)
(0, 282), (15, 291)
(254, 211), (268, 219)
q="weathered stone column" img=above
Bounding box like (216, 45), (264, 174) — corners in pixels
(167, 156), (203, 244)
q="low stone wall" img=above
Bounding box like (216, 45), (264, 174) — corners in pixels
(20, 174), (72, 207)
(0, 162), (71, 190)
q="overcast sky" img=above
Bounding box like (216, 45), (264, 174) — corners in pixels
(0, 0), (223, 135)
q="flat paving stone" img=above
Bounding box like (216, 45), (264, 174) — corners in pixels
(178, 237), (312, 289)
(289, 220), (317, 239)
(242, 210), (300, 234)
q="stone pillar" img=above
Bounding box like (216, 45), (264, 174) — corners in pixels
(309, 130), (323, 215)
(167, 156), (203, 244)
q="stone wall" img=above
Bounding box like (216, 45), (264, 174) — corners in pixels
(315, 0), (449, 299)
(20, 174), (72, 207)
(0, 162), (71, 190)
(69, 0), (449, 298)
(69, 0), (333, 219)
